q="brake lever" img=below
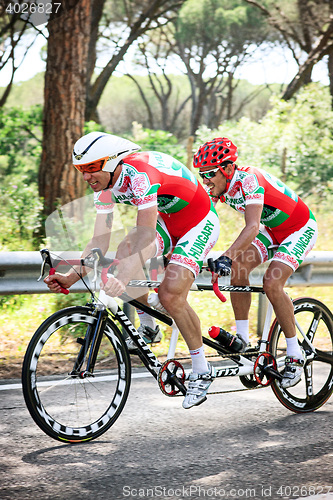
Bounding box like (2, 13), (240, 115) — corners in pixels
(92, 256), (99, 288)
(37, 249), (53, 281)
(38, 248), (70, 295)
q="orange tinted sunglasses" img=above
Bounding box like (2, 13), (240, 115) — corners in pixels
(73, 156), (109, 173)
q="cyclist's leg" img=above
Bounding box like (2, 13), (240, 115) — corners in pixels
(264, 215), (318, 387)
(229, 228), (267, 343)
(230, 244), (262, 320)
(263, 261), (295, 338)
(158, 209), (219, 353)
(125, 219), (173, 348)
(158, 209), (219, 408)
(265, 213), (318, 341)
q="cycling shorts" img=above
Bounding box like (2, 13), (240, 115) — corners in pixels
(154, 206), (220, 277)
(252, 211), (317, 272)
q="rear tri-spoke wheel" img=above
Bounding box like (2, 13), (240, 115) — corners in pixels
(269, 297), (333, 413)
(22, 306), (131, 442)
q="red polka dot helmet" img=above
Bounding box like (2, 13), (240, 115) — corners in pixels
(193, 137), (238, 170)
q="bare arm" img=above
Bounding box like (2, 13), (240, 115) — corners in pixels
(102, 206), (158, 296)
(44, 212), (113, 292)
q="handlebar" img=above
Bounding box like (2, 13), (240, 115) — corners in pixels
(39, 248), (119, 295)
(39, 248), (228, 302)
(212, 281), (227, 303)
(49, 267), (70, 295)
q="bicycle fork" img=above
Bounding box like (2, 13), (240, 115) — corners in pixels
(70, 308), (108, 378)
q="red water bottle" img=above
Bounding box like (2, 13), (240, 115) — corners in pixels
(208, 326), (244, 353)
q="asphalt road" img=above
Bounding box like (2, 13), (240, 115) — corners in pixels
(0, 369), (332, 500)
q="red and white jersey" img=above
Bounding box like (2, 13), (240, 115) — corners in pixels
(94, 151), (212, 238)
(212, 166), (312, 244)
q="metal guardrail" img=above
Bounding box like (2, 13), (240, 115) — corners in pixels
(1, 250), (332, 335)
(0, 251), (333, 295)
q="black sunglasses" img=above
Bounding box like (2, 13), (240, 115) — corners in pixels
(198, 168), (220, 180)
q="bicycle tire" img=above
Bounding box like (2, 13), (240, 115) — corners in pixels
(22, 306), (131, 443)
(269, 297), (333, 413)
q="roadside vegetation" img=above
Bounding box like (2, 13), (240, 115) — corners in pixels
(1, 81), (333, 378)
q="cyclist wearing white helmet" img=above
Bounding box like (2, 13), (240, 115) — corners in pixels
(193, 137), (318, 389)
(45, 131), (220, 409)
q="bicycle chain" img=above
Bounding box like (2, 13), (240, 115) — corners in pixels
(173, 350), (260, 361)
(172, 385), (264, 397)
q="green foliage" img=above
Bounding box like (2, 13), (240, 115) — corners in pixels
(0, 105), (42, 180)
(84, 120), (107, 134)
(0, 105), (44, 250)
(2, 73), (44, 109)
(176, 0), (267, 50)
(130, 122), (187, 164)
(196, 83), (333, 200)
(0, 177), (43, 250)
(262, 85), (333, 198)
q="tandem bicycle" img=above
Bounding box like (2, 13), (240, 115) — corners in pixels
(21, 248), (333, 443)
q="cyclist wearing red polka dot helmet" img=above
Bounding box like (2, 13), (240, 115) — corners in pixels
(193, 137), (238, 195)
(193, 136), (318, 390)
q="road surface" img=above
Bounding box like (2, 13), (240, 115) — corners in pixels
(0, 369), (332, 500)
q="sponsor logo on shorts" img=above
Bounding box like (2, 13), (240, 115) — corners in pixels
(188, 220), (215, 260)
(170, 254), (200, 276)
(290, 227), (316, 259)
(156, 232), (164, 256)
(274, 252), (298, 271)
(253, 237), (268, 261)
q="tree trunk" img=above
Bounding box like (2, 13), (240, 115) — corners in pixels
(328, 48), (333, 109)
(190, 84), (206, 136)
(39, 0), (91, 216)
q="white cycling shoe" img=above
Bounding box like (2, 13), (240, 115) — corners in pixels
(280, 348), (306, 389)
(126, 325), (162, 352)
(182, 363), (216, 409)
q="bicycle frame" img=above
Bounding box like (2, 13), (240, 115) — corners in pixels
(98, 285), (277, 387)
(39, 248), (322, 388)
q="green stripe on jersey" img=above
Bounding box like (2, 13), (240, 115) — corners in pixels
(157, 195), (189, 214)
(261, 208), (289, 228)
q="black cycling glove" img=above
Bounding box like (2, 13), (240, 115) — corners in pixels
(208, 255), (232, 277)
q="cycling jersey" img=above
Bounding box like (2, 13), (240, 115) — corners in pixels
(95, 151), (211, 236)
(211, 166), (317, 271)
(94, 151), (219, 276)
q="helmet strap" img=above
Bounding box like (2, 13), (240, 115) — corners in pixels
(104, 171), (115, 190)
(103, 161), (122, 190)
(220, 164), (236, 193)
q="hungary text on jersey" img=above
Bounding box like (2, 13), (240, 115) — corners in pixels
(93, 151), (219, 277)
(210, 166), (317, 271)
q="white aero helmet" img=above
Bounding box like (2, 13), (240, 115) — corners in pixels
(72, 132), (141, 173)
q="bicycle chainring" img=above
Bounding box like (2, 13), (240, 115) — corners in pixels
(158, 359), (186, 397)
(254, 352), (277, 386)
